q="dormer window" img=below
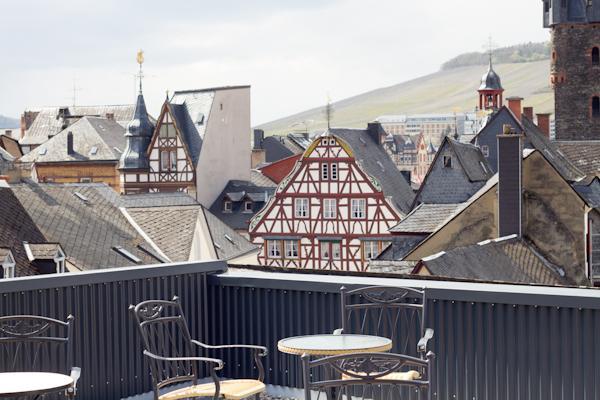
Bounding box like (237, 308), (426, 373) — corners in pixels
(1, 251), (15, 279)
(443, 155), (452, 168)
(223, 200), (232, 213)
(244, 201), (253, 213)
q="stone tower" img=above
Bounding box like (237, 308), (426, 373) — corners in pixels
(543, 0), (600, 140)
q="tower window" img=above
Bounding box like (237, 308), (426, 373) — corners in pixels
(592, 47), (599, 65)
(592, 96), (600, 118)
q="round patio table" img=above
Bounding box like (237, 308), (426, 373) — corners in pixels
(278, 334), (392, 356)
(0, 372), (73, 398)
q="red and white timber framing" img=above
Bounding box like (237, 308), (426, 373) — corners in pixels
(249, 134), (401, 272)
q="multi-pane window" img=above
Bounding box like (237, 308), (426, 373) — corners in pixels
(351, 199), (366, 219)
(363, 241), (379, 260)
(268, 240), (281, 258)
(320, 242), (330, 260)
(160, 150), (177, 171)
(321, 163), (329, 180)
(159, 114), (175, 138)
(223, 200), (232, 212)
(170, 150), (177, 171)
(331, 163), (338, 180)
(323, 199), (337, 219)
(244, 201), (253, 212)
(284, 240), (299, 259)
(295, 198), (309, 218)
(332, 242), (341, 260)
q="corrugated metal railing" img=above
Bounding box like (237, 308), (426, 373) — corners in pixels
(0, 261), (226, 400)
(207, 271), (600, 400)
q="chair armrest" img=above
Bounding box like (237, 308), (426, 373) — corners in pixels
(192, 340), (268, 357)
(143, 349), (224, 370)
(417, 328), (434, 354)
(333, 328), (343, 335)
(66, 367), (81, 398)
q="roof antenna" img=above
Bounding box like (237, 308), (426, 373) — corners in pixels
(136, 49), (145, 94)
(324, 94), (334, 133)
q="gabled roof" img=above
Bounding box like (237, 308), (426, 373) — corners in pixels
(168, 103), (203, 166)
(209, 180), (275, 231)
(417, 236), (568, 286)
(374, 235), (427, 262)
(202, 208), (258, 260)
(413, 137), (493, 206)
(19, 117), (125, 163)
(261, 136), (296, 163)
(390, 203), (462, 234)
(20, 104), (135, 146)
(0, 135), (22, 158)
(250, 170), (277, 188)
(330, 128), (415, 215)
(24, 243), (64, 261)
(10, 182), (163, 269)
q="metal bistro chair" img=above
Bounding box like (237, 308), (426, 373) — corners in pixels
(335, 286), (434, 359)
(130, 296), (268, 400)
(302, 351), (434, 400)
(0, 314), (81, 398)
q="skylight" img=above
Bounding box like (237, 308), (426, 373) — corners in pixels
(214, 243), (222, 249)
(224, 234), (235, 244)
(90, 146), (98, 155)
(38, 148), (47, 155)
(113, 246), (142, 263)
(73, 192), (89, 203)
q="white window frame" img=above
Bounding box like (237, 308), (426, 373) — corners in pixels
(363, 241), (379, 260)
(244, 201), (253, 213)
(332, 242), (341, 260)
(2, 263), (15, 279)
(351, 198), (366, 219)
(295, 198), (309, 218)
(268, 240), (281, 259)
(284, 240), (299, 259)
(331, 163), (338, 180)
(321, 163), (329, 180)
(223, 200), (232, 212)
(160, 150), (170, 171)
(79, 177), (92, 183)
(323, 199), (337, 219)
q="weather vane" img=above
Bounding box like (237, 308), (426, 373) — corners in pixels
(136, 49), (144, 93)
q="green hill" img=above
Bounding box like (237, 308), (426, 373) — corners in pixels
(257, 46), (553, 136)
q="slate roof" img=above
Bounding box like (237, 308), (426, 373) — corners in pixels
(119, 192), (199, 208)
(374, 235), (427, 262)
(20, 105), (135, 146)
(19, 117), (125, 163)
(572, 177), (600, 208)
(126, 206), (201, 262)
(25, 243), (63, 260)
(10, 182), (163, 270)
(202, 208), (258, 260)
(390, 203), (462, 234)
(413, 137), (493, 206)
(554, 141), (600, 177)
(419, 236), (568, 285)
(331, 128), (415, 215)
(261, 136), (295, 163)
(0, 184), (48, 276)
(250, 170), (277, 187)
(209, 180), (275, 231)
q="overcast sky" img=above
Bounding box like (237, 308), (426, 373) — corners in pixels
(0, 0), (548, 125)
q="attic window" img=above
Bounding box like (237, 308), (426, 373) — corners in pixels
(89, 146), (98, 155)
(224, 234), (235, 244)
(73, 192), (89, 203)
(113, 246), (142, 263)
(2, 254), (15, 279)
(38, 148), (47, 155)
(443, 156), (452, 168)
(244, 201), (253, 213)
(223, 200), (232, 213)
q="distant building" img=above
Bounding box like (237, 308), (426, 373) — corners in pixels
(543, 0), (600, 140)
(251, 130), (310, 168)
(250, 128), (414, 271)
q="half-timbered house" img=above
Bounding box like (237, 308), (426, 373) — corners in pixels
(249, 131), (413, 271)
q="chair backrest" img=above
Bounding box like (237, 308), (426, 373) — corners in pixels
(340, 286), (426, 355)
(302, 352), (433, 400)
(0, 314), (73, 374)
(130, 297), (197, 392)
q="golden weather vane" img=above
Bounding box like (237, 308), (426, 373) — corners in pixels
(136, 49), (145, 93)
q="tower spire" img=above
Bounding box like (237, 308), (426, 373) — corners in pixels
(136, 49), (145, 94)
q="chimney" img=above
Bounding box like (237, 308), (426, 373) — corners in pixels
(507, 96), (523, 121)
(497, 124), (523, 238)
(523, 106), (534, 120)
(367, 121), (385, 145)
(253, 129), (264, 150)
(67, 131), (74, 155)
(106, 112), (115, 121)
(536, 113), (551, 139)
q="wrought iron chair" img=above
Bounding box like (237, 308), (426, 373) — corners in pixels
(302, 352), (435, 400)
(130, 296), (268, 400)
(335, 286), (434, 359)
(0, 314), (81, 398)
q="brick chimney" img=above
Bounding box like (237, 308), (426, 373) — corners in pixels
(67, 131), (74, 155)
(106, 112), (115, 121)
(251, 129), (266, 169)
(523, 106), (534, 120)
(497, 124), (523, 238)
(507, 97), (523, 121)
(367, 122), (385, 145)
(536, 113), (551, 139)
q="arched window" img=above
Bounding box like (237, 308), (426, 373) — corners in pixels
(593, 96), (600, 118)
(592, 47), (600, 65)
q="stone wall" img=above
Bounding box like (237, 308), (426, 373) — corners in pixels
(552, 23), (600, 140)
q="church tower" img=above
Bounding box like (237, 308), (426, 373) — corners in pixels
(119, 50), (155, 194)
(478, 55), (504, 111)
(543, 0), (600, 140)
